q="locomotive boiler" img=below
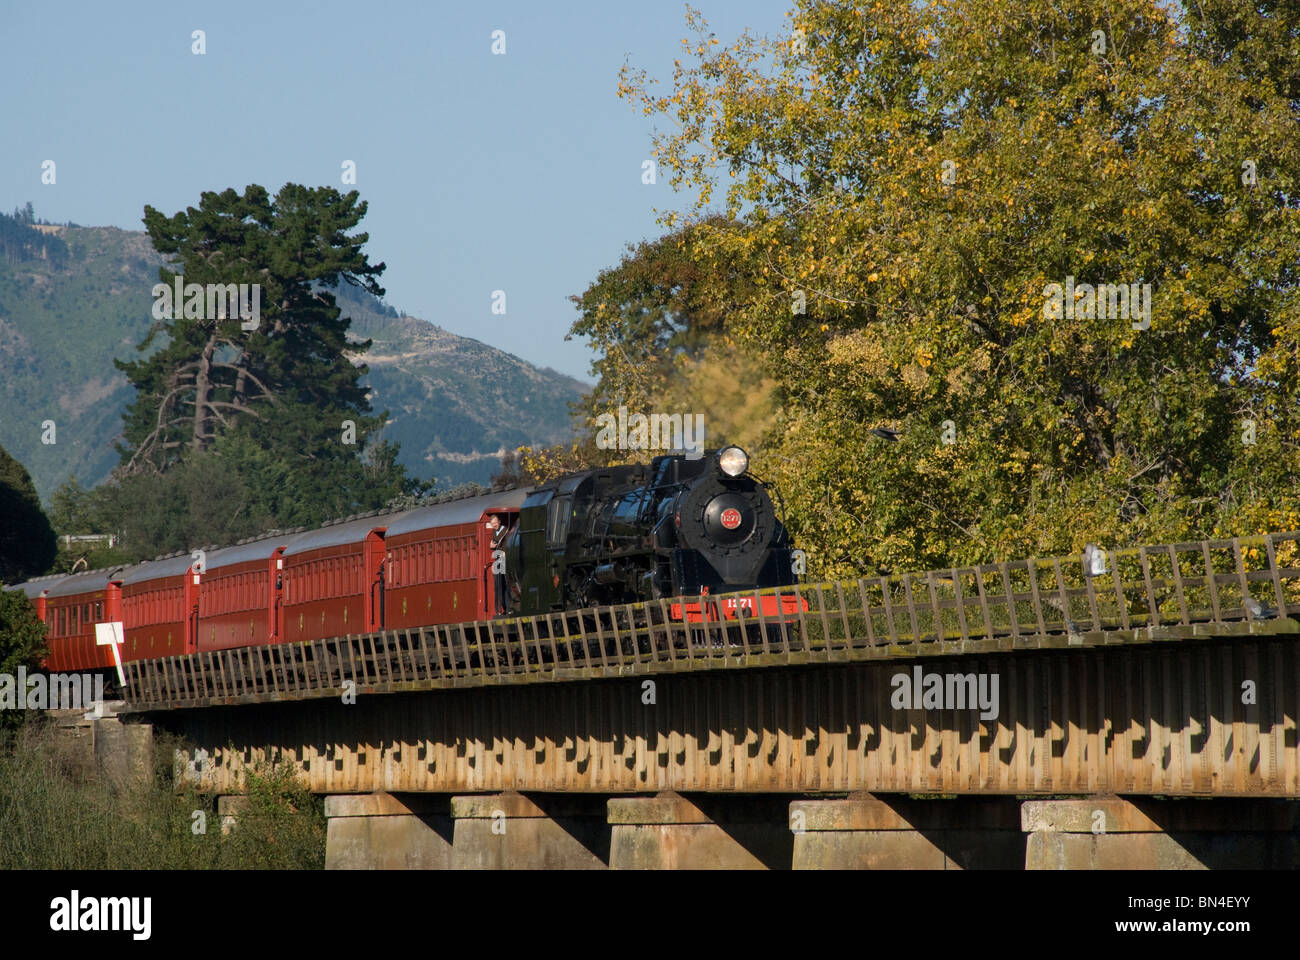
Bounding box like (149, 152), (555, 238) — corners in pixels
(506, 446), (798, 615)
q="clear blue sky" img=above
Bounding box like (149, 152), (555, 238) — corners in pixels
(1, 0), (793, 382)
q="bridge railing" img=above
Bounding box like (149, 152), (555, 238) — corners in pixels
(122, 531), (1300, 708)
(793, 531), (1300, 651)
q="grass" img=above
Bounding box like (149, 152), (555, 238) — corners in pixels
(0, 718), (325, 869)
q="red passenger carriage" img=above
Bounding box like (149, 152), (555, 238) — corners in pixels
(198, 535), (296, 650)
(383, 490), (526, 628)
(119, 554), (199, 659)
(279, 515), (398, 643)
(39, 568), (124, 671)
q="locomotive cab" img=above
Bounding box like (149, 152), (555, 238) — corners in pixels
(510, 465), (648, 614)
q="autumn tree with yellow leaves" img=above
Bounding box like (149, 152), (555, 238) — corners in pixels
(506, 218), (784, 486)
(576, 0), (1300, 579)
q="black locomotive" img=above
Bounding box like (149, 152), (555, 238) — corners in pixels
(505, 446), (798, 615)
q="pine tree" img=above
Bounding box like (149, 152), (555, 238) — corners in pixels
(119, 183), (387, 470)
(103, 183), (415, 553)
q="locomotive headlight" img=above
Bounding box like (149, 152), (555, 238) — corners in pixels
(718, 446), (749, 477)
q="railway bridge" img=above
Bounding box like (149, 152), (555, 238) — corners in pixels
(99, 532), (1300, 869)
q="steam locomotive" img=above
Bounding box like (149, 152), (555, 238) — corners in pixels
(507, 445), (800, 618)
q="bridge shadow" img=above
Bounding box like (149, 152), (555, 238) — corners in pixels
(681, 794), (798, 870)
(1100, 646), (1297, 780)
(863, 794), (1025, 870)
(388, 792), (454, 846)
(1108, 796), (1300, 869)
(518, 792), (612, 866)
(970, 641), (1298, 791)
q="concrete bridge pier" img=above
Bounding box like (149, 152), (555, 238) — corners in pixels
(449, 792), (609, 869)
(324, 793), (453, 869)
(323, 792), (609, 869)
(48, 707), (153, 789)
(790, 795), (1025, 869)
(1024, 798), (1300, 869)
(608, 792), (795, 869)
(320, 793), (1300, 869)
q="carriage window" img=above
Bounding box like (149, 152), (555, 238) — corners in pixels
(94, 600), (103, 621)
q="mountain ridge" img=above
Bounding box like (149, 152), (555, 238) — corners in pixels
(0, 216), (586, 501)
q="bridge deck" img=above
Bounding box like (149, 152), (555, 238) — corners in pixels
(165, 631), (1300, 796)
(127, 531), (1300, 797)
